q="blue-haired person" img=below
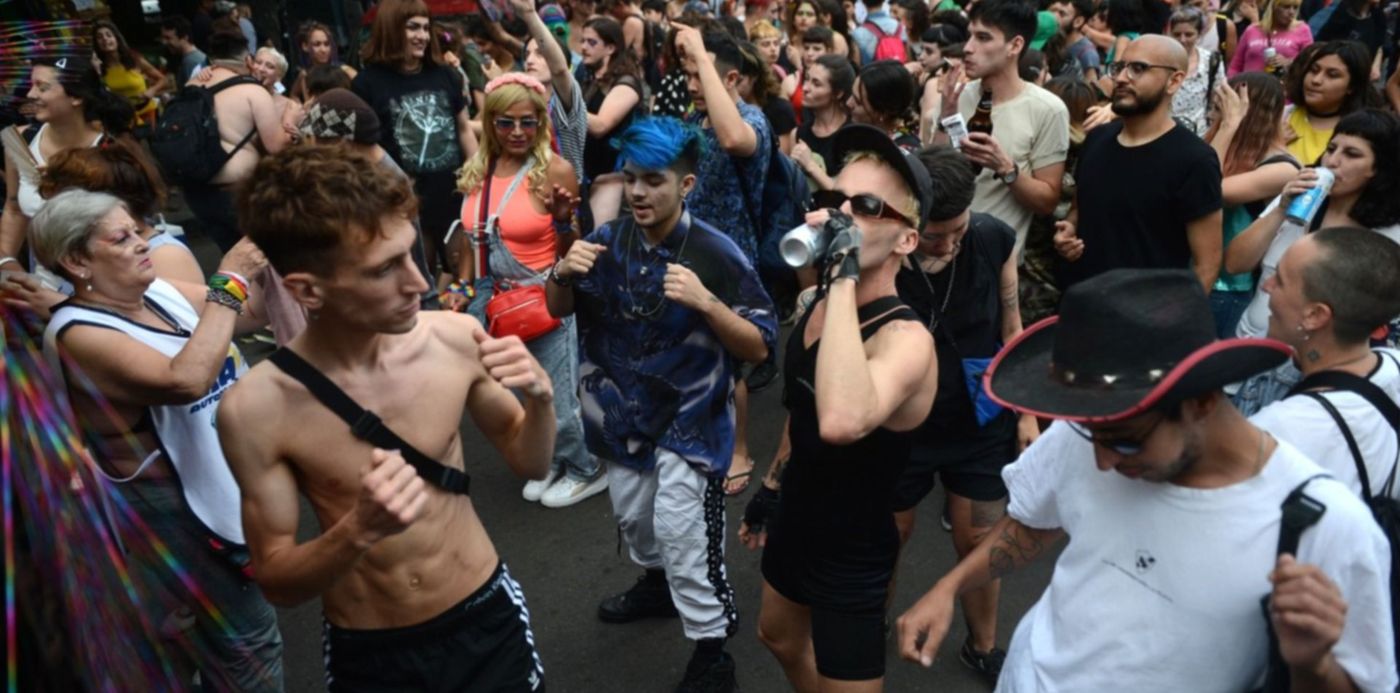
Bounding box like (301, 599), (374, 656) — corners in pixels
(545, 116), (778, 693)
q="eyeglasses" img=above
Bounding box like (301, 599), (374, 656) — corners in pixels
(813, 190), (916, 228)
(1066, 414), (1166, 456)
(494, 116), (541, 132)
(1106, 61), (1181, 80)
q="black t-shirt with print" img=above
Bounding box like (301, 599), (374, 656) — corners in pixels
(1057, 121), (1222, 290)
(352, 62), (467, 177)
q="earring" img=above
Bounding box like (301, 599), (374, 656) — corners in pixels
(82, 273), (92, 292)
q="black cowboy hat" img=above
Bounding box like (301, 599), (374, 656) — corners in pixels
(985, 269), (1291, 422)
(831, 123), (935, 228)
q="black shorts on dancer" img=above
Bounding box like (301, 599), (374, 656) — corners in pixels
(323, 562), (544, 692)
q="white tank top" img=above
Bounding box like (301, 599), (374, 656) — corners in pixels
(17, 123), (105, 218)
(42, 278), (249, 544)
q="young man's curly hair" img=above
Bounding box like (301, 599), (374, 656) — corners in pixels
(237, 144), (418, 276)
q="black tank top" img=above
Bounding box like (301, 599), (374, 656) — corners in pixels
(781, 294), (921, 529)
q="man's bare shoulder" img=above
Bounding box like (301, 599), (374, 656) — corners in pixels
(417, 310), (487, 359)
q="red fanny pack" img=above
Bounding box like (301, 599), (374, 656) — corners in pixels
(486, 284), (560, 342)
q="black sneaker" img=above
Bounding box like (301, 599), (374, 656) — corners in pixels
(597, 572), (679, 623)
(676, 650), (737, 693)
(959, 639), (1006, 686)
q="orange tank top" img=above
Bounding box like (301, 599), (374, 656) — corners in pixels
(463, 172), (557, 272)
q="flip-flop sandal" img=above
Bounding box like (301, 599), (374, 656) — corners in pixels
(725, 464), (754, 496)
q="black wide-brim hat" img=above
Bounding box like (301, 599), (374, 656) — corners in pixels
(986, 269), (1292, 423)
(831, 124), (935, 228)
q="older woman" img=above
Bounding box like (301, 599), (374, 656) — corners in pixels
(452, 74), (601, 508)
(31, 189), (281, 691)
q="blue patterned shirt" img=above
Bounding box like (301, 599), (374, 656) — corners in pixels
(573, 210), (778, 476)
(685, 101), (772, 263)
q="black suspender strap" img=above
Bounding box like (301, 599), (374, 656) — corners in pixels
(267, 348), (471, 496)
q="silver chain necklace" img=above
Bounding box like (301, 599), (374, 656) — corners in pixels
(914, 252), (956, 334)
(623, 216), (690, 318)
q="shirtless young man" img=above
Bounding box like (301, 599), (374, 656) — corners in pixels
(185, 24), (289, 252)
(218, 144), (556, 691)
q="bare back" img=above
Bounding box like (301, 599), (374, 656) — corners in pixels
(223, 312), (500, 628)
(203, 72), (277, 185)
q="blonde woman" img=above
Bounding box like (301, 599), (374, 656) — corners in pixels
(453, 74), (604, 507)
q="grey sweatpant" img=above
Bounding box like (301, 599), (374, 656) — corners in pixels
(607, 448), (739, 640)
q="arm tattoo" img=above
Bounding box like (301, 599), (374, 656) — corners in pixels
(763, 455), (789, 489)
(987, 523), (1048, 580)
(999, 276), (1019, 309)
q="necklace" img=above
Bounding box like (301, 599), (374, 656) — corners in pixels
(914, 252), (956, 334)
(623, 215), (690, 318)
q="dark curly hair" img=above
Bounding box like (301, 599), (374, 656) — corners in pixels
(237, 143), (419, 275)
(1330, 109), (1400, 230)
(1285, 41), (1380, 122)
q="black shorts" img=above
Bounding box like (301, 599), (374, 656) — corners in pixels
(761, 516), (897, 681)
(892, 438), (1015, 511)
(323, 562), (544, 692)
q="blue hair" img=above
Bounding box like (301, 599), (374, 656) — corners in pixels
(610, 117), (707, 175)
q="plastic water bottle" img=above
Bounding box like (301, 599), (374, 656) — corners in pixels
(1285, 168), (1335, 227)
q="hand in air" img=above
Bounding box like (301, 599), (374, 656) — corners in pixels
(938, 62), (966, 119)
(556, 241), (606, 280)
(663, 263), (715, 310)
(352, 448), (430, 548)
(218, 237), (269, 278)
(549, 183), (579, 224)
(475, 327), (553, 400)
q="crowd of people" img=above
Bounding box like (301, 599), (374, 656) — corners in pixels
(4, 0), (1400, 690)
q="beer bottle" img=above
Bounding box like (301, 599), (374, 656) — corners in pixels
(966, 88), (994, 174)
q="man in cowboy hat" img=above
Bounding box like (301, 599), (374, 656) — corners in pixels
(896, 268), (1397, 692)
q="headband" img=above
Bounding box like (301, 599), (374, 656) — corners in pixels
(485, 73), (548, 96)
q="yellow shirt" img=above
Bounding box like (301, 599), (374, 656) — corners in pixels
(1286, 107), (1332, 166)
(103, 62), (158, 124)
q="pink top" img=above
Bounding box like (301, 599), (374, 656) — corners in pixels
(463, 173), (556, 272)
(1229, 22), (1313, 76)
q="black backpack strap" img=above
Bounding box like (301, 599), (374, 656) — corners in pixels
(208, 75), (263, 158)
(1288, 363), (1400, 495)
(1301, 392), (1372, 501)
(1257, 473), (1329, 692)
(267, 349), (471, 495)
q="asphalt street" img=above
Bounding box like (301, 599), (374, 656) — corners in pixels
(184, 224), (1058, 693)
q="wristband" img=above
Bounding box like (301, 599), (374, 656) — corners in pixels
(441, 280), (476, 300)
(0, 256), (18, 269)
(205, 287), (245, 314)
(743, 485), (780, 533)
(552, 217), (574, 235)
(548, 261), (572, 287)
(209, 271), (249, 303)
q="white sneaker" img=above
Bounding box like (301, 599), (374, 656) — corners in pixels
(522, 473), (558, 502)
(539, 473), (609, 508)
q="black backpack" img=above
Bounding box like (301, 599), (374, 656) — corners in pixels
(148, 75), (261, 184)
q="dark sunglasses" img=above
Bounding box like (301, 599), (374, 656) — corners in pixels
(812, 190), (916, 228)
(1066, 414), (1166, 456)
(494, 116), (541, 132)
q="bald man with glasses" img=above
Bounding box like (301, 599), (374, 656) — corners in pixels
(1052, 35), (1224, 296)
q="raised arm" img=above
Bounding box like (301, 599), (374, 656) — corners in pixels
(814, 277), (935, 444)
(465, 322), (555, 480)
(1224, 167), (1315, 274)
(513, 0), (577, 104)
(675, 23), (756, 156)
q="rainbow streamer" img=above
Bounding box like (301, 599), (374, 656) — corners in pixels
(1, 300), (278, 690)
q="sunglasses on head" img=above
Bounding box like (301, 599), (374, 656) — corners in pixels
(494, 116), (541, 132)
(812, 190), (916, 228)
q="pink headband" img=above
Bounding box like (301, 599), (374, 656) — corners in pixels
(485, 73), (548, 96)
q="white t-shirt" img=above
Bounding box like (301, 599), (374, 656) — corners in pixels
(1253, 349), (1400, 499)
(1236, 195), (1400, 338)
(997, 422), (1396, 693)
